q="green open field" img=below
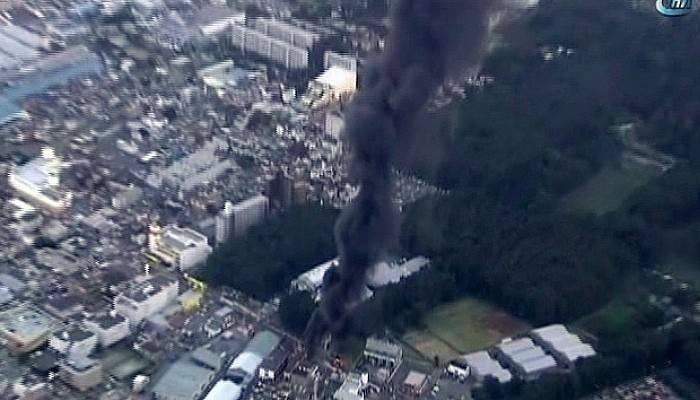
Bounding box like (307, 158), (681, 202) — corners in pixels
(403, 297), (530, 361)
(560, 162), (658, 216)
(576, 300), (638, 339)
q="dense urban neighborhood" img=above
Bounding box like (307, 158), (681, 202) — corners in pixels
(1, 1), (700, 400)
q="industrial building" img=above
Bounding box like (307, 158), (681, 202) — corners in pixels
(48, 326), (97, 359)
(152, 347), (224, 400)
(215, 194), (269, 244)
(0, 304), (59, 355)
(203, 330), (281, 400)
(366, 257), (430, 288)
(462, 351), (512, 384)
(83, 313), (130, 348)
(292, 257), (429, 302)
(495, 338), (557, 380)
(228, 330), (281, 380)
(8, 148), (72, 214)
(203, 379), (242, 400)
(291, 258), (338, 300)
(113, 275), (179, 327)
(530, 324), (596, 368)
(149, 225), (212, 271)
(59, 357), (103, 392)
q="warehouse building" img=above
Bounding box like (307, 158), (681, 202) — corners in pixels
(462, 351), (512, 384)
(495, 338), (557, 380)
(203, 330), (281, 400)
(530, 324), (596, 368)
(151, 347), (223, 400)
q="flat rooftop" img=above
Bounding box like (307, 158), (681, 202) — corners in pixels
(0, 303), (58, 343)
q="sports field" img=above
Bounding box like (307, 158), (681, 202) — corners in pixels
(403, 297), (530, 361)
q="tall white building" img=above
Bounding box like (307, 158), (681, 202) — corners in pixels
(149, 225), (212, 271)
(216, 195), (269, 244)
(113, 275), (179, 327)
(8, 148), (72, 213)
(215, 201), (235, 245)
(84, 313), (130, 348)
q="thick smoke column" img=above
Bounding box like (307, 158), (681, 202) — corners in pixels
(305, 0), (503, 350)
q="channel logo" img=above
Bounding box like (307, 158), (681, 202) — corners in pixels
(656, 0), (693, 16)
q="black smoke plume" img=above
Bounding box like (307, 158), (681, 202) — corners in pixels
(304, 0), (503, 351)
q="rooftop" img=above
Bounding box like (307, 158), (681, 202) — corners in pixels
(462, 351), (512, 384)
(365, 337), (402, 360)
(0, 303), (58, 343)
(203, 379), (242, 400)
(152, 354), (219, 400)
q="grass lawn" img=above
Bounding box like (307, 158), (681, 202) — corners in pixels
(402, 330), (460, 362)
(575, 300), (639, 339)
(560, 162), (658, 216)
(403, 297), (530, 361)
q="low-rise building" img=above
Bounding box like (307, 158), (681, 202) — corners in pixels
(258, 339), (289, 382)
(49, 326), (97, 359)
(364, 337), (402, 371)
(83, 313), (130, 348)
(151, 348), (223, 400)
(495, 338), (557, 380)
(530, 324), (596, 368)
(334, 373), (368, 400)
(401, 371), (428, 397)
(60, 357), (103, 392)
(462, 351), (512, 384)
(446, 358), (470, 381)
(8, 148), (72, 214)
(0, 304), (59, 355)
(149, 225), (212, 271)
(114, 275), (179, 327)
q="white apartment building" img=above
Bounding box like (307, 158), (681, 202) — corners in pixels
(216, 195), (269, 244)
